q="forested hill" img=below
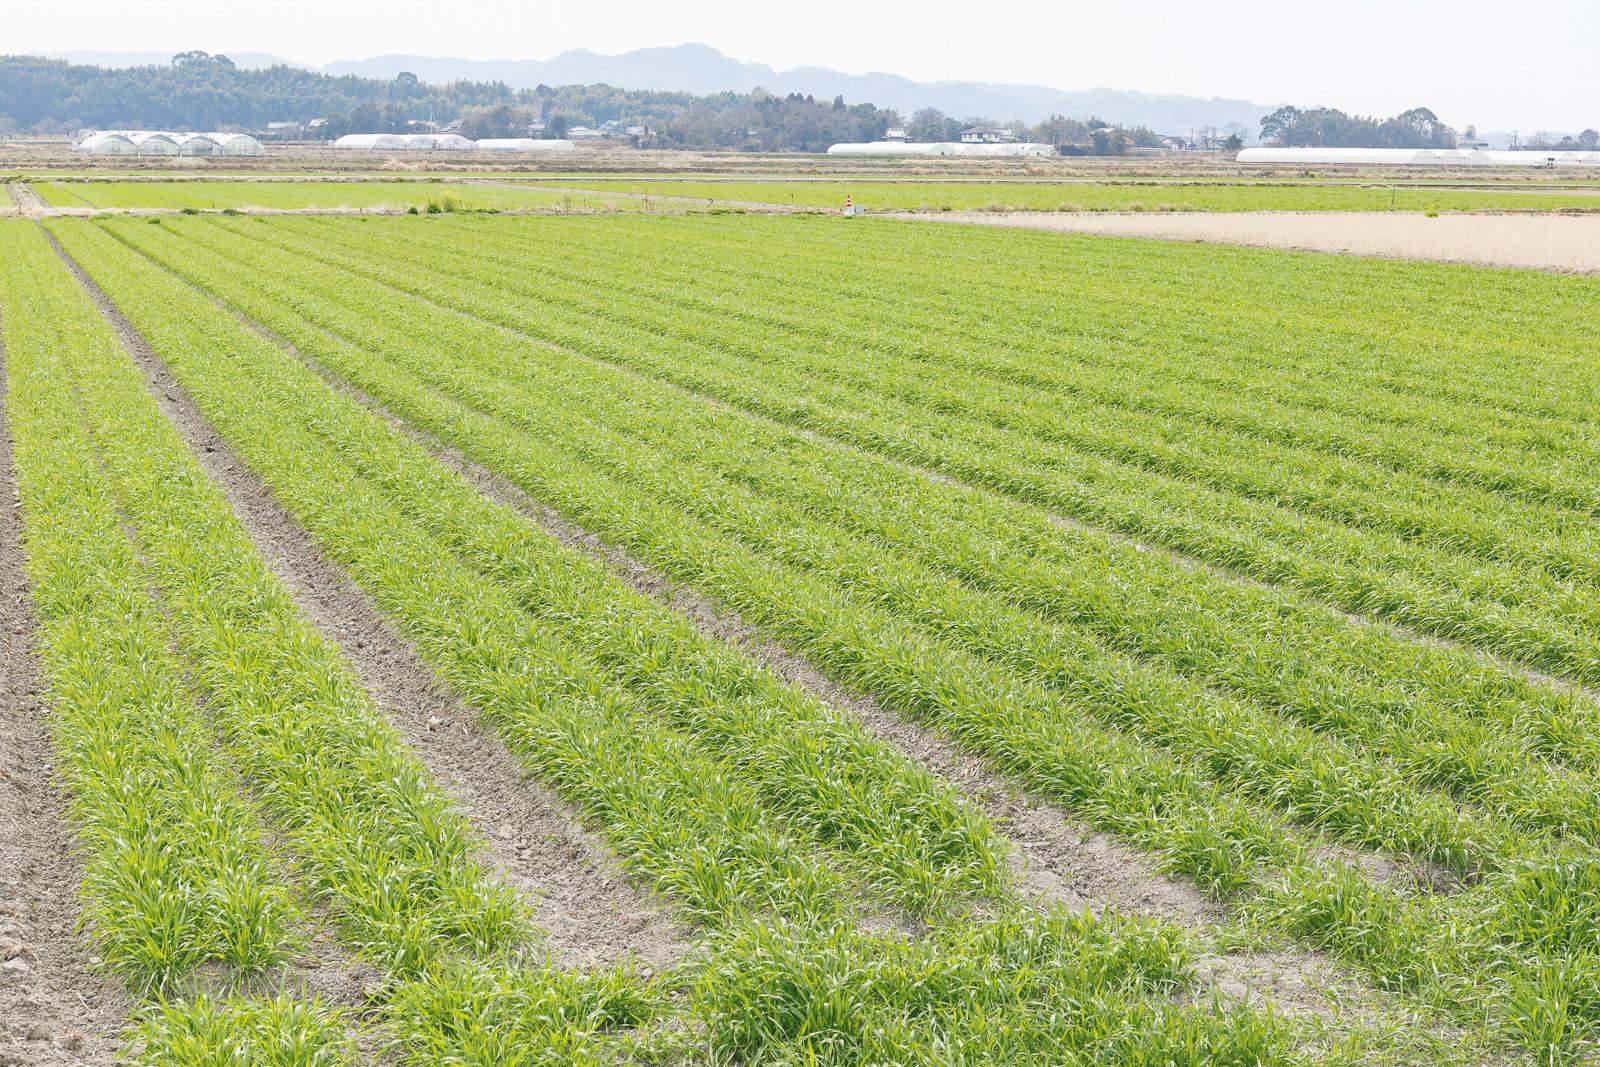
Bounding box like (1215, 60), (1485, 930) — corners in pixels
(0, 52), (1159, 152)
(0, 53), (518, 130)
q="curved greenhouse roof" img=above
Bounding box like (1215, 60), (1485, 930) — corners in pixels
(474, 138), (578, 152)
(75, 132), (137, 154)
(333, 133), (408, 150)
(205, 132), (265, 156)
(73, 130), (263, 156)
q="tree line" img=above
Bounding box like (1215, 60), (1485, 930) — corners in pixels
(1, 52), (1160, 154)
(1259, 106), (1456, 149)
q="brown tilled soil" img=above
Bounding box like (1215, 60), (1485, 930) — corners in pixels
(0, 342), (127, 1064)
(44, 231), (689, 975)
(902, 209), (1600, 273)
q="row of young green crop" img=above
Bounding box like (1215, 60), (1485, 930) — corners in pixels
(279, 211), (1600, 591)
(82, 212), (1600, 1059)
(151, 211), (1600, 855)
(11, 211), (1255, 1062)
(426, 211), (1600, 513)
(41, 214), (1332, 1065)
(432, 215), (1600, 574)
(529, 177), (1600, 213)
(191, 212), (1600, 690)
(441, 209), (1600, 484)
(1, 219), (352, 1058)
(125, 212), (1579, 876)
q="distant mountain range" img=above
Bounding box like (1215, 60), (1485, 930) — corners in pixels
(45, 44), (1276, 132)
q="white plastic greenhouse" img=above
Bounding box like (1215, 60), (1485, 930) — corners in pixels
(1237, 147), (1600, 168)
(174, 133), (220, 155)
(205, 132), (266, 156)
(74, 132), (137, 155)
(827, 141), (1055, 158)
(473, 138), (578, 152)
(333, 133), (408, 151)
(122, 132), (180, 155)
(74, 130), (264, 156)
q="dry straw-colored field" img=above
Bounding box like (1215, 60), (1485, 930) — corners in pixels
(907, 209), (1600, 272)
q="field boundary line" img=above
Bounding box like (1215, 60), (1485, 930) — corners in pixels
(42, 224), (691, 975)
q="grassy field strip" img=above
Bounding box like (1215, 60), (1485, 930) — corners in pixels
(459, 221), (1600, 577)
(161, 212), (1600, 1056)
(528, 178), (1600, 213)
(332, 215), (1600, 592)
(44, 218), (1341, 1066)
(23, 219), (736, 1061)
(97, 216), (1600, 1061)
(260, 207), (1600, 507)
(124, 218), (1562, 885)
(35, 219), (720, 1060)
(171, 218), (1600, 852)
(368, 218), (1600, 673)
(34, 180), (642, 214)
(459, 211), (1600, 468)
(62, 218), (1020, 927)
(65, 220), (1465, 1062)
(221, 215), (1600, 689)
(0, 221), (358, 1058)
(428, 213), (1600, 515)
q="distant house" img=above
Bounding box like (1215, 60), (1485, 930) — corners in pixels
(566, 125), (605, 141)
(1159, 135), (1191, 151)
(960, 125), (1014, 144)
(265, 121), (306, 140)
(884, 127), (907, 142)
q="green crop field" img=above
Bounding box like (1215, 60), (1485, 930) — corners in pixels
(28, 179), (634, 213)
(530, 176), (1600, 212)
(5, 206), (1600, 1064)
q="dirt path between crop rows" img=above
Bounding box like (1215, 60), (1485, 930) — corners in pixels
(119, 238), (1451, 1030)
(44, 230), (690, 977)
(0, 332), (127, 1065)
(898, 209), (1600, 273)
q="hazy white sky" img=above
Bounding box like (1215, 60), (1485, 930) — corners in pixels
(14, 0), (1599, 131)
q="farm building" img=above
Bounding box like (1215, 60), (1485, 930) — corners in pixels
(828, 141), (1055, 158)
(333, 133), (408, 150)
(123, 132), (180, 155)
(173, 133), (219, 155)
(206, 132), (266, 156)
(474, 138), (578, 152)
(74, 132), (137, 155)
(397, 133), (476, 150)
(1238, 146), (1600, 167)
(73, 130), (264, 156)
(334, 133), (475, 151)
(960, 125), (1015, 144)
